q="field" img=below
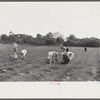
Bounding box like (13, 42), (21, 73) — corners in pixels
(0, 43), (100, 82)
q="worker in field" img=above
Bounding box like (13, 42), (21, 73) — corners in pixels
(11, 52), (18, 60)
(84, 47), (87, 52)
(47, 51), (61, 64)
(66, 47), (69, 52)
(61, 44), (69, 52)
(61, 48), (74, 64)
(61, 44), (67, 52)
(11, 42), (18, 59)
(12, 42), (18, 53)
(19, 49), (27, 59)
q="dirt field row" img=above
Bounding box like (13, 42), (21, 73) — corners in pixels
(0, 43), (99, 81)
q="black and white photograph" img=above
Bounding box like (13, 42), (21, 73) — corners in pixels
(0, 1), (100, 98)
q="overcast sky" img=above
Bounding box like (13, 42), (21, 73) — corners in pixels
(0, 2), (100, 38)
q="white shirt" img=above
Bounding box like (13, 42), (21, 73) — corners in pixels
(20, 49), (27, 56)
(47, 51), (59, 60)
(62, 51), (74, 60)
(67, 52), (74, 60)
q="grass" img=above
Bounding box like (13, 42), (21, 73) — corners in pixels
(0, 43), (99, 81)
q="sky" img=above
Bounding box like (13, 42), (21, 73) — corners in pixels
(0, 2), (100, 39)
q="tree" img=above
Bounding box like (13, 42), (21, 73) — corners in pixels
(23, 35), (34, 44)
(68, 34), (77, 40)
(1, 34), (9, 42)
(9, 31), (14, 35)
(45, 32), (54, 38)
(56, 37), (64, 44)
(36, 33), (43, 39)
(45, 38), (56, 45)
(9, 35), (17, 42)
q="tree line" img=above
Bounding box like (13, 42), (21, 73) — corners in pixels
(63, 34), (100, 47)
(0, 31), (100, 47)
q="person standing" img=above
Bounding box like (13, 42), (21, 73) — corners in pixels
(84, 47), (87, 52)
(12, 42), (18, 59)
(12, 42), (18, 53)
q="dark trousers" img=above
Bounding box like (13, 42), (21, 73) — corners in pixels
(61, 54), (70, 64)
